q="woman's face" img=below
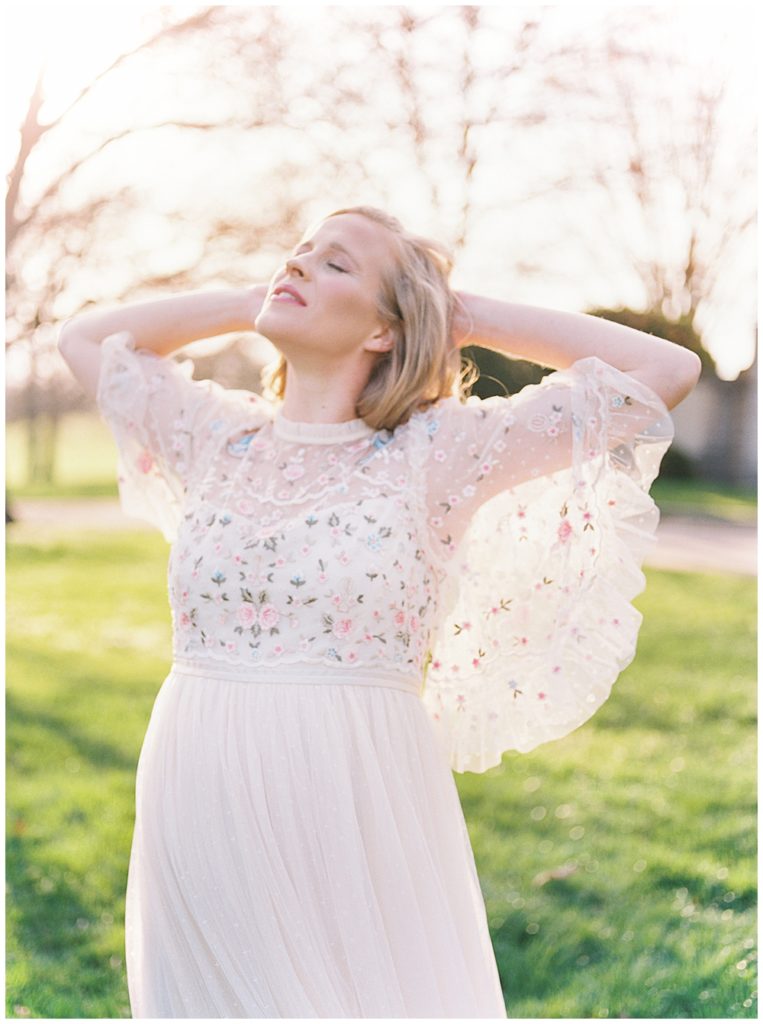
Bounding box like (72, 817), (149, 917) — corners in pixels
(254, 213), (396, 361)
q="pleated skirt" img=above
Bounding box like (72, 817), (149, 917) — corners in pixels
(125, 658), (507, 1018)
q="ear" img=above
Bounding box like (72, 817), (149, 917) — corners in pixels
(364, 323), (396, 353)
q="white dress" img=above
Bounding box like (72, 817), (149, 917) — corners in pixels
(95, 331), (674, 1018)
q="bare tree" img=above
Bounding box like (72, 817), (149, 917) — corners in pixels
(8, 6), (715, 495)
(583, 21), (754, 365)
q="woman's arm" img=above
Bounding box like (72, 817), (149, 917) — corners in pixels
(59, 285), (268, 356)
(58, 285), (268, 401)
(453, 292), (702, 411)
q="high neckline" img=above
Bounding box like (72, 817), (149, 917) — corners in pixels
(273, 407), (376, 444)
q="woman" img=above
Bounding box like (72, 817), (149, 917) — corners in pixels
(58, 206), (700, 1017)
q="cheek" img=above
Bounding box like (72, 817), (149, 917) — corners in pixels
(323, 279), (379, 323)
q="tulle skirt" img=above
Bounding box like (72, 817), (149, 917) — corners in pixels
(125, 658), (507, 1018)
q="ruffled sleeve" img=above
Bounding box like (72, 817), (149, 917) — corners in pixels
(95, 331), (270, 542)
(414, 355), (675, 773)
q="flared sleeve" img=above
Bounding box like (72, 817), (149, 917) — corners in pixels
(415, 355), (675, 774)
(95, 330), (270, 542)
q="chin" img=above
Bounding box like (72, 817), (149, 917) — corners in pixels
(254, 313), (306, 357)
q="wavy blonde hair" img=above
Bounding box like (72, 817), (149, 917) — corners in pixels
(259, 206), (477, 431)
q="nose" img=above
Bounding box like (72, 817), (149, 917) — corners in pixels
(285, 255), (307, 277)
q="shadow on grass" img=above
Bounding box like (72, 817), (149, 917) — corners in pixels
(6, 831), (130, 1017)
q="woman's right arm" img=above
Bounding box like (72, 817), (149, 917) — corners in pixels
(58, 285), (268, 401)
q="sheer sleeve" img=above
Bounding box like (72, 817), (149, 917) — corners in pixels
(95, 331), (270, 542)
(412, 354), (675, 773)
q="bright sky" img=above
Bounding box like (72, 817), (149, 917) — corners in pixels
(3, 3), (757, 380)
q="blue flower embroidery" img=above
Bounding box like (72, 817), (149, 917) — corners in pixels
(357, 431), (394, 467)
(227, 432), (257, 457)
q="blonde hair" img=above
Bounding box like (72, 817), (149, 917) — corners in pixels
(259, 205), (477, 431)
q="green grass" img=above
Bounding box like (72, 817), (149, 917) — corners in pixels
(649, 478), (757, 524)
(458, 569), (757, 1019)
(5, 528), (758, 1018)
(6, 413), (119, 498)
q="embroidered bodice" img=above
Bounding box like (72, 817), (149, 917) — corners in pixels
(96, 331), (674, 772)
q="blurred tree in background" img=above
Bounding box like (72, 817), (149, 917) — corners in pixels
(5, 5), (754, 489)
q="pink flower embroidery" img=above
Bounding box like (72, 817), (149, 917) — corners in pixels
(394, 610), (406, 626)
(259, 604), (280, 628)
(409, 614), (420, 633)
(558, 519), (573, 542)
(237, 604), (256, 627)
(137, 449), (154, 474)
(283, 463), (305, 481)
(333, 618), (353, 639)
(236, 498), (255, 515)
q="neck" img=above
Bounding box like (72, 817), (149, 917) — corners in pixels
(279, 359), (370, 424)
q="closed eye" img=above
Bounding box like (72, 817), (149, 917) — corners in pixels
(327, 261), (348, 273)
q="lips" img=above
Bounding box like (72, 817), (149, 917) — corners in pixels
(272, 284), (306, 306)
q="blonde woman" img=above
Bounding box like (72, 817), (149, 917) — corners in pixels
(59, 206), (700, 1017)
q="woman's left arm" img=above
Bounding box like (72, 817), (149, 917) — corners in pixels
(453, 292), (702, 411)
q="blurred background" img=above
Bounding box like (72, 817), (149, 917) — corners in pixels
(4, 3), (757, 505)
(4, 5), (757, 1020)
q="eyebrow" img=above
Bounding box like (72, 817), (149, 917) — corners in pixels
(292, 240), (360, 269)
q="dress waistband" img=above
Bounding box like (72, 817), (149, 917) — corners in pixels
(170, 657), (424, 697)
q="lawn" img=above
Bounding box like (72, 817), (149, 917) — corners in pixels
(5, 527), (758, 1019)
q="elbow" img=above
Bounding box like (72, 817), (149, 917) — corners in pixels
(57, 317), (79, 352)
(676, 349), (703, 401)
(627, 348), (703, 411)
(662, 349), (703, 410)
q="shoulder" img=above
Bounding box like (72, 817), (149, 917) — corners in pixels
(194, 378), (274, 435)
(406, 393), (513, 436)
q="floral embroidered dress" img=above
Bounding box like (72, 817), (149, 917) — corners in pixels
(96, 330), (673, 1018)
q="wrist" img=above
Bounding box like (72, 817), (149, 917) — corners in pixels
(242, 284), (268, 329)
(451, 291), (479, 349)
